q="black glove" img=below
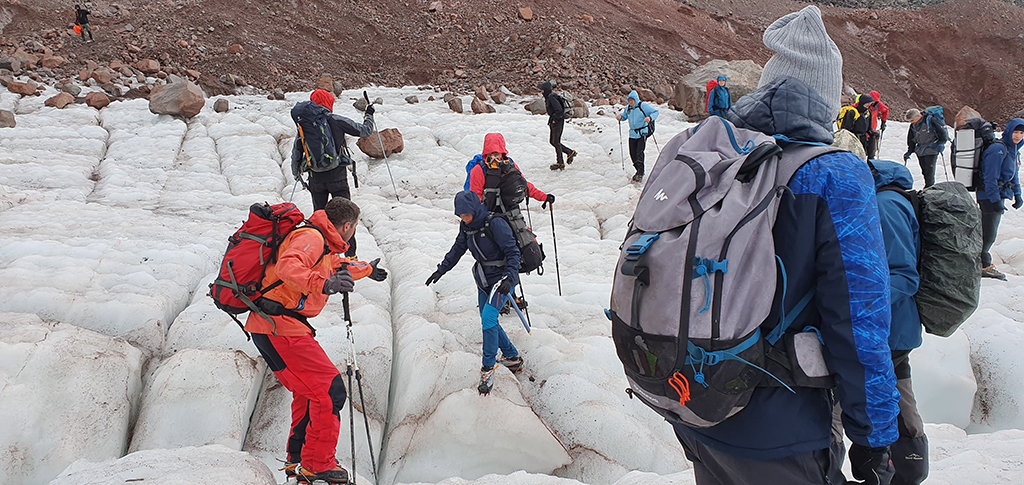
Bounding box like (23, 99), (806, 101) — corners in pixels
(368, 258), (388, 281)
(903, 152), (912, 163)
(546, 194), (555, 205)
(364, 103), (375, 116)
(1014, 195), (1023, 210)
(425, 270), (443, 286)
(496, 278), (512, 295)
(849, 444), (895, 485)
(323, 269), (354, 295)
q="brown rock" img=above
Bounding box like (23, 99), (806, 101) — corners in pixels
(214, 98), (229, 113)
(315, 76), (333, 92)
(124, 86), (151, 100)
(474, 86), (489, 101)
(79, 70), (91, 82)
(357, 128), (405, 158)
(636, 88), (657, 102)
(7, 81), (37, 95)
(485, 104), (496, 114)
(86, 60), (98, 71)
(149, 76), (206, 117)
(491, 91), (507, 104)
(333, 81), (345, 96)
(110, 60), (125, 69)
(573, 99), (589, 118)
(428, 1), (442, 12)
(85, 92), (111, 109)
(58, 83), (82, 97)
(12, 49), (39, 69)
(40, 55), (65, 69)
(581, 14), (595, 24)
(471, 97), (487, 114)
(0, 57), (21, 72)
(594, 99), (609, 106)
(227, 44), (244, 54)
(0, 110), (15, 128)
(91, 68), (114, 85)
(0, 75), (12, 87)
(955, 106), (984, 128)
(45, 92), (75, 108)
(120, 66), (134, 77)
(448, 97), (464, 113)
(136, 59), (161, 74)
(443, 93), (457, 103)
(527, 98), (547, 114)
(185, 69), (201, 80)
(405, 95), (419, 104)
(519, 7), (533, 21)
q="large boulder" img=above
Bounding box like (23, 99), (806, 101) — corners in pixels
(448, 97), (464, 113)
(357, 128), (405, 158)
(573, 99), (589, 118)
(0, 109), (15, 128)
(135, 59), (161, 74)
(491, 91), (507, 104)
(40, 55), (65, 69)
(527, 98), (546, 115)
(149, 76), (206, 118)
(471, 97), (487, 114)
(314, 76), (333, 92)
(11, 48), (39, 69)
(91, 68), (114, 85)
(474, 85), (489, 101)
(45, 92), (75, 109)
(7, 81), (37, 95)
(675, 59), (762, 117)
(85, 91), (111, 109)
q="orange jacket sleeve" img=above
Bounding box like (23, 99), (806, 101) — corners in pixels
(329, 254), (374, 280)
(275, 229), (331, 294)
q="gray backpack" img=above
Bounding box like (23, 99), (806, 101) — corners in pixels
(609, 116), (838, 428)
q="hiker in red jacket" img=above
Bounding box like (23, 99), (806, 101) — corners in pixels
(464, 133), (553, 210)
(868, 90), (890, 159)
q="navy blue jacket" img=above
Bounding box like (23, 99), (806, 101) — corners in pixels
(437, 191), (521, 290)
(872, 161), (922, 351)
(675, 76), (899, 459)
(978, 118), (1024, 208)
(708, 85), (731, 117)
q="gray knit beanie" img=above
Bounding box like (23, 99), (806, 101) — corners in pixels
(759, 6), (843, 120)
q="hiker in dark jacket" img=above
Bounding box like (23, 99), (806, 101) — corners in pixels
(616, 90), (660, 182)
(838, 93), (875, 155)
(903, 108), (948, 188)
(976, 118), (1024, 280)
(869, 160), (929, 485)
(707, 75), (732, 117)
(74, 4), (93, 42)
(290, 89), (374, 257)
(425, 191), (524, 393)
(674, 7), (899, 485)
(539, 81), (577, 171)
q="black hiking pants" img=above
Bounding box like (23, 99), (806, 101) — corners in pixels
(309, 167), (356, 257)
(980, 205), (1002, 267)
(917, 154), (937, 188)
(549, 120), (574, 165)
(676, 429), (845, 485)
(628, 136), (647, 175)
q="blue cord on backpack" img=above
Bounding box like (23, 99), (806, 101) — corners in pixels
(692, 257), (728, 314)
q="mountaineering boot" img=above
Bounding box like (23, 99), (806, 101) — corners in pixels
(295, 465), (348, 484)
(550, 162), (566, 171)
(631, 172), (644, 183)
(478, 365), (496, 394)
(981, 265), (1007, 281)
(500, 355), (524, 373)
(566, 150), (578, 164)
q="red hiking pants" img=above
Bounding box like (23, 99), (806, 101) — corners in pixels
(252, 333), (347, 473)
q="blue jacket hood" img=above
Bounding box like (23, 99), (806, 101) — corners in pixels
(717, 75), (727, 82)
(871, 160), (914, 191)
(627, 90), (640, 105)
(1001, 118), (1024, 149)
(727, 77), (835, 144)
(454, 190), (489, 229)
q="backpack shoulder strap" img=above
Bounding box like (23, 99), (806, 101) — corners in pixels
(776, 145), (845, 186)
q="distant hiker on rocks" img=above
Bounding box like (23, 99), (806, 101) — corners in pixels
(74, 4), (93, 43)
(539, 81), (577, 171)
(837, 93), (875, 155)
(868, 90), (890, 158)
(976, 118), (1024, 280)
(904, 108), (948, 188)
(290, 89), (374, 257)
(425, 191), (525, 395)
(617, 90), (660, 182)
(867, 159), (929, 485)
(670, 6), (899, 484)
(464, 133), (553, 209)
(246, 197), (388, 484)
(706, 75), (731, 117)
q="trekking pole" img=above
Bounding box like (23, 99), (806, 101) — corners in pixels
(651, 133), (662, 156)
(525, 198), (534, 231)
(543, 200), (562, 296)
(346, 361), (356, 484)
(343, 291), (380, 485)
(288, 178), (300, 203)
(618, 117), (625, 171)
(940, 153), (950, 182)
(364, 91), (400, 202)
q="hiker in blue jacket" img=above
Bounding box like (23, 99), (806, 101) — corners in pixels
(977, 118), (1024, 280)
(424, 191), (525, 394)
(707, 75), (731, 117)
(616, 91), (660, 182)
(673, 7), (899, 485)
(871, 160), (928, 485)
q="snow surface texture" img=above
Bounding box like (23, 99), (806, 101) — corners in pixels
(0, 85), (1021, 484)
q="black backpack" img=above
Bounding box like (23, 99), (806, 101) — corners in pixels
(290, 101), (339, 173)
(952, 117), (996, 192)
(479, 157), (545, 274)
(636, 103), (656, 138)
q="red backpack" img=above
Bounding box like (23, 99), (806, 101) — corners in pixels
(705, 79), (718, 113)
(209, 202), (312, 335)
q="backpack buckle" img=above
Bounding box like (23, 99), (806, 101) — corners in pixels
(626, 233), (659, 257)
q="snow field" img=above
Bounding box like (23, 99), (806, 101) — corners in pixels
(0, 84), (1021, 484)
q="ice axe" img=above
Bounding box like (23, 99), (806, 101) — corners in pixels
(364, 91), (400, 202)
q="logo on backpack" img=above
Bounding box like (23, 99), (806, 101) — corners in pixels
(291, 101), (340, 173)
(608, 116), (839, 427)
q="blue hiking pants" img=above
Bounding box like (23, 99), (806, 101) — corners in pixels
(477, 287), (518, 368)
